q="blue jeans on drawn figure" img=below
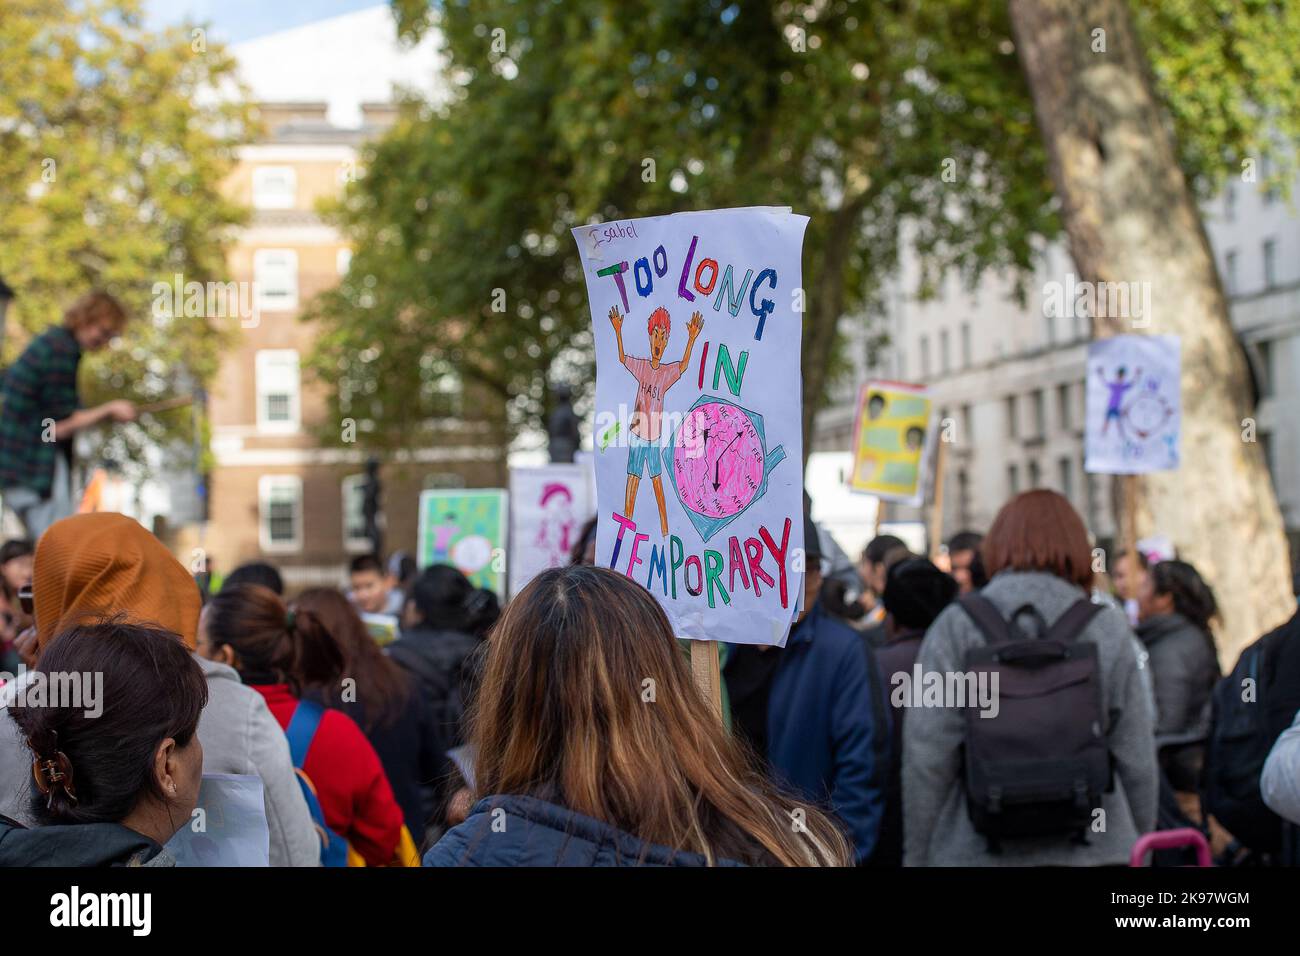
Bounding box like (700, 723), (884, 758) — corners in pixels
(627, 431), (663, 479)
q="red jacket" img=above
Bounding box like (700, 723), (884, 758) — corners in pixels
(253, 683), (403, 866)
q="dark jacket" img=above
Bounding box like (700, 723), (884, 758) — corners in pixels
(726, 603), (887, 864)
(309, 683), (450, 838)
(423, 794), (745, 867)
(866, 627), (924, 867)
(0, 816), (168, 867)
(387, 626), (482, 747)
(1137, 613), (1220, 744)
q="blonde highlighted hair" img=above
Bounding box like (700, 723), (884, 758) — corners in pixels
(468, 565), (851, 867)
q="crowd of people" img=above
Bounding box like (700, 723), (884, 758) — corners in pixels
(0, 486), (1298, 867)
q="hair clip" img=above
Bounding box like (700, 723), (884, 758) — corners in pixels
(31, 749), (77, 810)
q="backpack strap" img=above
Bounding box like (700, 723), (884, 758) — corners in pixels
(1045, 599), (1103, 645)
(959, 594), (1015, 646)
(285, 699), (326, 769)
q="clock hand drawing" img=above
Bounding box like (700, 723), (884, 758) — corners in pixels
(664, 396), (787, 542)
(711, 431), (740, 492)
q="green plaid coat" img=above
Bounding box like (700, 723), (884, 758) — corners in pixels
(0, 325), (81, 497)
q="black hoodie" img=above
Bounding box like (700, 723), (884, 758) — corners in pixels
(386, 626), (482, 747)
(0, 816), (168, 867)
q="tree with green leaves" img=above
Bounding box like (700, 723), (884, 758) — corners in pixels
(311, 0), (1055, 449)
(1009, 0), (1299, 655)
(0, 0), (253, 476)
(319, 0), (1296, 648)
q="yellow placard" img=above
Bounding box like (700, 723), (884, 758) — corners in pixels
(848, 381), (933, 504)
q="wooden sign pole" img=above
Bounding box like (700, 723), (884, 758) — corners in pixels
(136, 395), (193, 415)
(1121, 473), (1140, 566)
(928, 439), (948, 561)
(690, 639), (723, 722)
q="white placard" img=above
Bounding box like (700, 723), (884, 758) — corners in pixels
(572, 207), (808, 646)
(1085, 335), (1181, 474)
(508, 463), (595, 595)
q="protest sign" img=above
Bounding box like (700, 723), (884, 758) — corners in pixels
(572, 207), (807, 648)
(508, 463), (595, 595)
(1085, 335), (1181, 474)
(848, 381), (936, 506)
(416, 489), (507, 595)
(360, 611), (399, 646)
(166, 774), (269, 867)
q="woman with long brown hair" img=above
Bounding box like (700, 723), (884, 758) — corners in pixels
(423, 566), (850, 866)
(198, 584), (405, 866)
(294, 587), (450, 841)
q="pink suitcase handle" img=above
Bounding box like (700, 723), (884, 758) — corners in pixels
(1129, 828), (1212, 867)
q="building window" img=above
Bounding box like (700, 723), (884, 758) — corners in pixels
(1057, 383), (1072, 431)
(252, 166), (297, 210)
(961, 404), (973, 446)
(1224, 250), (1238, 296)
(1058, 456), (1074, 502)
(1255, 340), (1274, 398)
(1007, 463), (1020, 497)
(342, 474), (370, 552)
(957, 469), (971, 529)
(258, 476), (302, 552)
(1262, 155), (1279, 204)
(940, 329), (951, 375)
(255, 349), (301, 433)
(337, 248), (353, 276)
(1046, 313), (1056, 347)
(961, 322), (972, 368)
(1028, 460), (1041, 488)
(253, 249), (299, 312)
(1263, 238), (1277, 289)
(919, 335), (931, 379)
(1005, 395), (1018, 439)
(1225, 183), (1236, 223)
(1032, 389), (1046, 438)
(1260, 431), (1275, 487)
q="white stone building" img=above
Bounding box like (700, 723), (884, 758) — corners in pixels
(812, 177), (1300, 570)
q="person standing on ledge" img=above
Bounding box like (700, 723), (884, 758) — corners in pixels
(0, 291), (136, 539)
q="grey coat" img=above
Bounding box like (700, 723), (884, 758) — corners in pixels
(1136, 613), (1219, 745)
(1261, 708), (1300, 826)
(902, 571), (1158, 866)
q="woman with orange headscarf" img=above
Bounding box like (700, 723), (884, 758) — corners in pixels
(0, 513), (319, 866)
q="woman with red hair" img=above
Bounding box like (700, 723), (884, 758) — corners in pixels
(902, 490), (1158, 866)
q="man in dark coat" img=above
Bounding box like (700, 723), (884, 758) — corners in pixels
(867, 557), (957, 866)
(724, 508), (889, 863)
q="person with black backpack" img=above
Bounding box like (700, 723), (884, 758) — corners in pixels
(902, 490), (1158, 866)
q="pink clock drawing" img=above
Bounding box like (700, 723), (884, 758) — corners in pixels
(672, 401), (767, 519)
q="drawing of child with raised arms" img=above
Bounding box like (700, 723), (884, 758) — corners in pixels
(609, 304), (703, 535)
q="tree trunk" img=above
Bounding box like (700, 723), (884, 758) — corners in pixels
(801, 201), (864, 464)
(1008, 0), (1293, 661)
